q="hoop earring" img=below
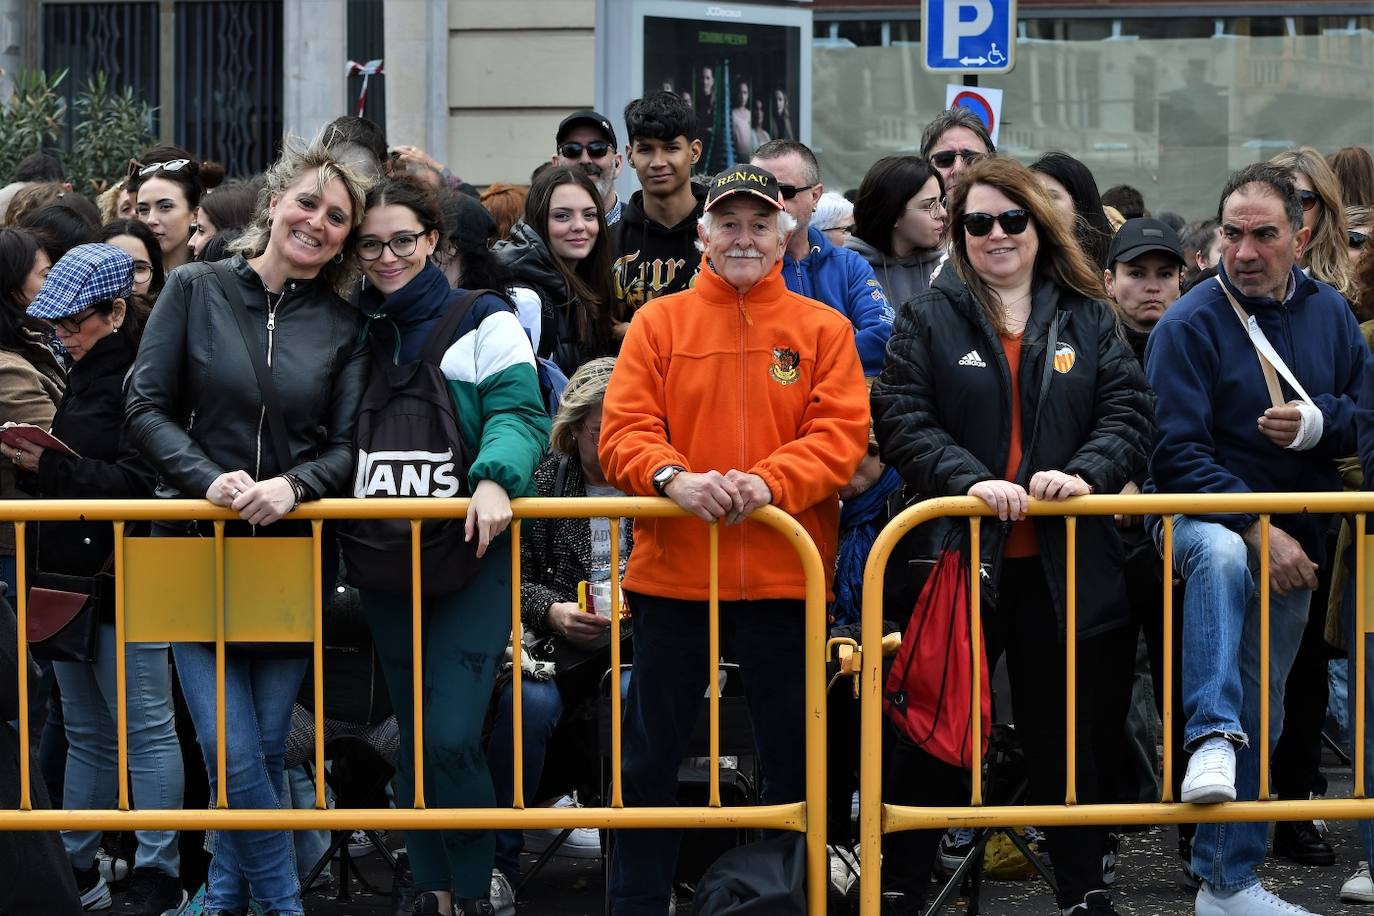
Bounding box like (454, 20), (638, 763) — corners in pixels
(333, 252), (344, 264)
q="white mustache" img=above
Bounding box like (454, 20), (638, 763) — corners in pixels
(725, 248), (763, 259)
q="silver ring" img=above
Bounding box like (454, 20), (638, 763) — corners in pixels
(11, 454), (19, 466)
(230, 488), (241, 498)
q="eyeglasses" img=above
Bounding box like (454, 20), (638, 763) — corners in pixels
(558, 141), (614, 160)
(137, 159), (191, 178)
(778, 183), (815, 201)
(907, 197), (946, 216)
(131, 262), (153, 282)
(50, 307), (103, 335)
(1350, 230), (1368, 250)
(930, 149), (985, 169)
(1297, 189), (1318, 212)
(356, 231), (425, 261)
(833, 224), (856, 235)
(962, 209), (1032, 237)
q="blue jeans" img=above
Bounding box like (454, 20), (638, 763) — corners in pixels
(1168, 516), (1311, 891)
(55, 624), (182, 874)
(173, 643), (307, 915)
(609, 594), (805, 916)
(283, 764), (331, 881)
(487, 676), (563, 880)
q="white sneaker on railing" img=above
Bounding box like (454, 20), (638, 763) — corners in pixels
(1343, 862), (1374, 903)
(521, 794), (601, 859)
(1195, 881), (1314, 915)
(1181, 737), (1236, 804)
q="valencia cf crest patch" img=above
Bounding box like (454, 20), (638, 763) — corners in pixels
(1053, 342), (1076, 374)
(769, 347), (800, 385)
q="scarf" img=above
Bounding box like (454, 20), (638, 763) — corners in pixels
(830, 466), (902, 627)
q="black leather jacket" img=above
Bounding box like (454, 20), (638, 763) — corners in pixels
(126, 255), (368, 500)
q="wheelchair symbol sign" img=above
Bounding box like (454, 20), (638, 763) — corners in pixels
(922, 0), (1017, 75)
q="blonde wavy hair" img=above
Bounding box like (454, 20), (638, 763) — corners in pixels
(549, 356), (617, 456)
(1270, 147), (1354, 299)
(946, 157), (1109, 333)
(229, 134), (373, 297)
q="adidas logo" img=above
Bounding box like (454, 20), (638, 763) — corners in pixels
(957, 349), (986, 368)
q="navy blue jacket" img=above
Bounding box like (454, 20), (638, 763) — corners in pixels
(1145, 265), (1365, 559)
(781, 226), (893, 376)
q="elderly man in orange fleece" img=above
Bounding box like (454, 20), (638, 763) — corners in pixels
(598, 163), (869, 915)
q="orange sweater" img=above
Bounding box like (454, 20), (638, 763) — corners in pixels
(599, 255), (869, 601)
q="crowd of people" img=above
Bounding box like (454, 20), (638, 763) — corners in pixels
(1, 88), (1374, 916)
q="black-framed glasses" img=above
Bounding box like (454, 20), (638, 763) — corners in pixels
(907, 196), (946, 215)
(558, 140), (614, 160)
(1351, 230), (1368, 250)
(962, 209), (1032, 237)
(51, 307), (103, 335)
(1297, 189), (1318, 212)
(930, 149), (985, 169)
(778, 183), (815, 201)
(356, 231), (425, 261)
(131, 262), (153, 282)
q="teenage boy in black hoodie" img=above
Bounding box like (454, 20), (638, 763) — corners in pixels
(611, 91), (707, 338)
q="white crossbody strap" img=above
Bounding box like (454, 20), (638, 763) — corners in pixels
(1217, 279), (1314, 408)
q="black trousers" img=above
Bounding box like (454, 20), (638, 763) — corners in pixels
(884, 557), (1134, 908)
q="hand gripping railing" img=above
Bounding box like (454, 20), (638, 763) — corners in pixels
(1, 497), (831, 915)
(856, 492), (1374, 914)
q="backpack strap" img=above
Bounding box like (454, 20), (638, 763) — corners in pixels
(420, 289), (487, 365)
(210, 260), (293, 472)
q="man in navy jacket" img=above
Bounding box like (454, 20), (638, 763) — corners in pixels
(1146, 162), (1365, 916)
(751, 140), (893, 375)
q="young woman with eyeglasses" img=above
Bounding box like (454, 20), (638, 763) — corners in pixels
(98, 219), (165, 299)
(846, 155), (947, 308)
(353, 175), (549, 916)
(871, 158), (1151, 916)
(1270, 147), (1356, 301)
(129, 158), (206, 275)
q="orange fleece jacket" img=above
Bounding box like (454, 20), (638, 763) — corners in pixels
(599, 254), (869, 602)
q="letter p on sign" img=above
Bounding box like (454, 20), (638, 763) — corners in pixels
(944, 0), (993, 60)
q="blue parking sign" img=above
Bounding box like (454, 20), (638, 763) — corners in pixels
(922, 0), (1016, 75)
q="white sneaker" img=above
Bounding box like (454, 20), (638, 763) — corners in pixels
(1195, 880), (1316, 915)
(1182, 737), (1237, 804)
(1343, 862), (1374, 903)
(522, 794), (602, 859)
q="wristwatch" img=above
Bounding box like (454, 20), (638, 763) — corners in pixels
(652, 465), (687, 496)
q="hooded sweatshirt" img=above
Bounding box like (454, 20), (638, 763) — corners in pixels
(610, 185), (707, 320)
(781, 226), (893, 376)
(1146, 265), (1365, 560)
(844, 235), (942, 312)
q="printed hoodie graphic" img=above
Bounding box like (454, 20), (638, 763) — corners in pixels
(610, 184), (707, 318)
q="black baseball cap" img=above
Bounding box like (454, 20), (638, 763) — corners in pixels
(704, 164), (785, 212)
(556, 110), (617, 148)
(1108, 218), (1185, 266)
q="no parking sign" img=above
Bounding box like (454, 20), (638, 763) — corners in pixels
(944, 84), (1003, 147)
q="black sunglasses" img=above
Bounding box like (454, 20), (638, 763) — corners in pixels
(558, 140), (613, 160)
(777, 183), (815, 201)
(1351, 230), (1368, 250)
(1297, 189), (1318, 212)
(962, 209), (1032, 237)
(930, 149), (985, 169)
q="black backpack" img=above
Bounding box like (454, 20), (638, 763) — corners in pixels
(337, 289), (485, 597)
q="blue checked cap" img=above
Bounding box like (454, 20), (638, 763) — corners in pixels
(27, 243), (135, 321)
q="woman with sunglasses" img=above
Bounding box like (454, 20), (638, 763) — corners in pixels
(846, 155), (946, 309)
(98, 219), (165, 299)
(871, 158), (1151, 916)
(353, 175), (548, 916)
(494, 167), (615, 376)
(1347, 205), (1371, 272)
(1270, 147), (1356, 302)
(11, 244), (187, 916)
(129, 158), (206, 275)
(126, 138), (371, 916)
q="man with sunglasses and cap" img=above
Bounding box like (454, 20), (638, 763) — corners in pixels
(1147, 162), (1366, 916)
(553, 109), (623, 226)
(751, 139), (893, 376)
(599, 163), (868, 916)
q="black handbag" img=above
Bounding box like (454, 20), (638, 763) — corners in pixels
(26, 564), (110, 663)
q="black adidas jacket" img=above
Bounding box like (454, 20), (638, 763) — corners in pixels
(871, 267), (1153, 638)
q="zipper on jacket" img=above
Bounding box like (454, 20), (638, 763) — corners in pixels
(253, 289), (283, 489)
(737, 296), (749, 598)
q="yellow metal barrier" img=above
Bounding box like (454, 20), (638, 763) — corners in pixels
(2, 497), (830, 914)
(857, 492), (1374, 914)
